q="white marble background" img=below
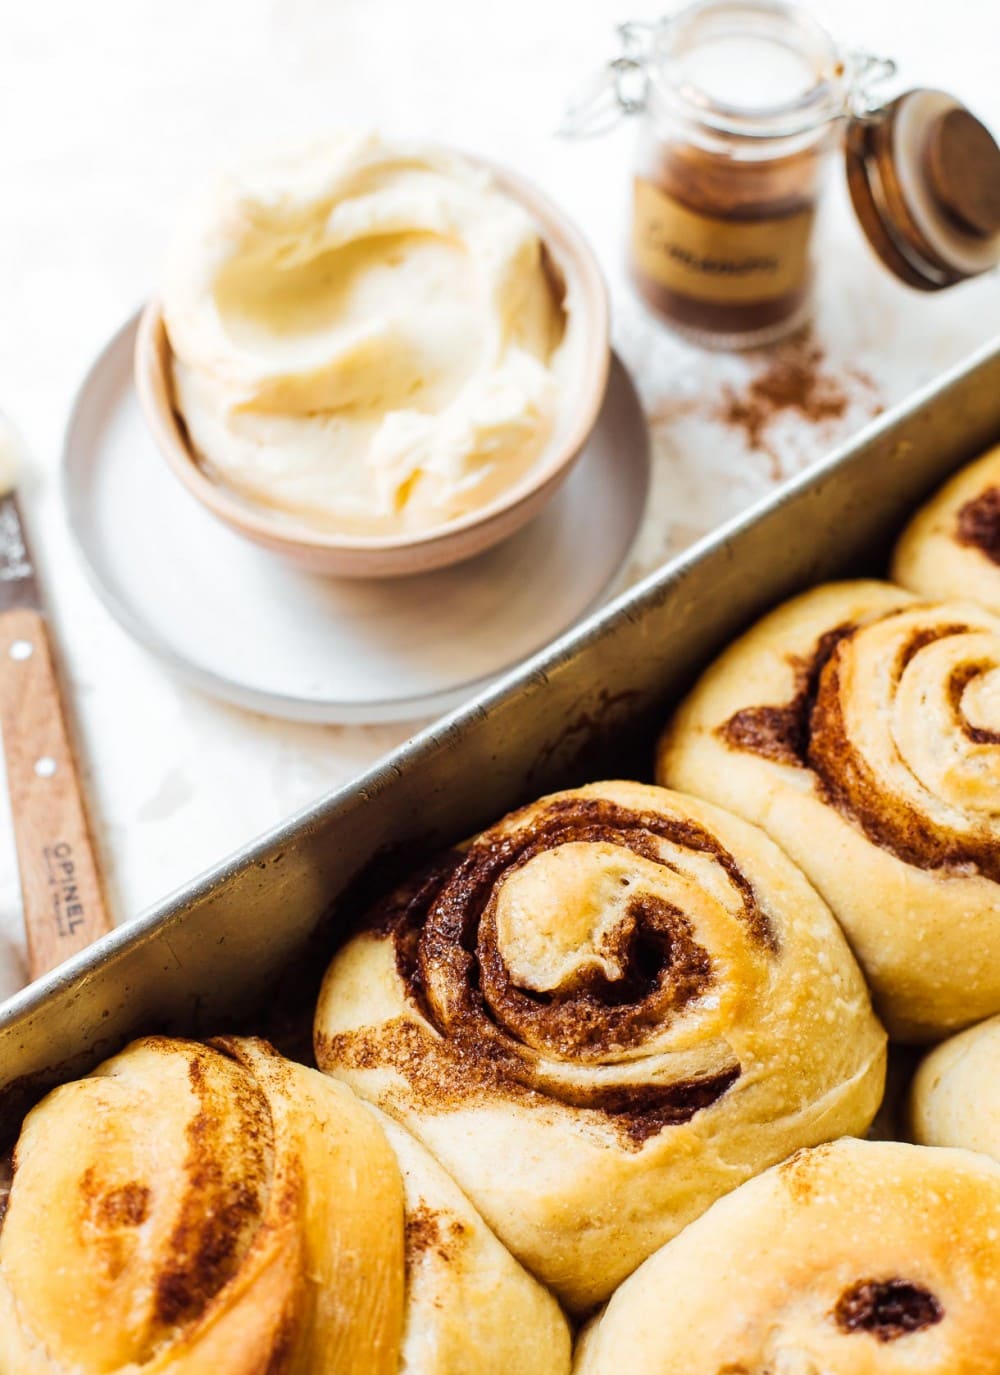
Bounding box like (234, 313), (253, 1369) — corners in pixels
(0, 0), (997, 995)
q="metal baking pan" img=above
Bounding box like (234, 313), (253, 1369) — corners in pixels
(2, 336), (999, 1127)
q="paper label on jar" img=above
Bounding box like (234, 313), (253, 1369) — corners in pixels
(632, 179), (815, 303)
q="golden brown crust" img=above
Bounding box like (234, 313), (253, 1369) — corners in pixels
(910, 1014), (1000, 1160)
(659, 581), (1000, 1040)
(574, 1139), (1000, 1375)
(0, 1035), (406, 1375)
(0, 1036), (571, 1375)
(719, 611), (1000, 879)
(316, 780), (885, 1311)
(343, 792), (776, 1144)
(893, 443), (1000, 614)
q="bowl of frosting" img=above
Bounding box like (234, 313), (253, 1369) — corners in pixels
(135, 132), (609, 577)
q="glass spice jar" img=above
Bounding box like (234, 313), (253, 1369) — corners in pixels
(628, 2), (846, 347)
(564, 0), (1000, 350)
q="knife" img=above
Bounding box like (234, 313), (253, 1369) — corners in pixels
(0, 419), (111, 978)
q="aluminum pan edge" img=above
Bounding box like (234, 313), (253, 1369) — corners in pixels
(1, 336), (999, 1118)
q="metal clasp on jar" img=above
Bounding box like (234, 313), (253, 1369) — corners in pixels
(560, 21), (657, 137)
(843, 51), (898, 120)
(560, 15), (896, 139)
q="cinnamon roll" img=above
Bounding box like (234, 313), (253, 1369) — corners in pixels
(314, 780), (886, 1312)
(658, 580), (1000, 1041)
(573, 1137), (1000, 1374)
(910, 1014), (1000, 1161)
(893, 443), (1000, 614)
(0, 1035), (570, 1374)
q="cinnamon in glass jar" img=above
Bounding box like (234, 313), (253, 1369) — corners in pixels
(563, 0), (1000, 349)
(628, 0), (846, 348)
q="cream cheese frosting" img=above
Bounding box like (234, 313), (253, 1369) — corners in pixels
(161, 133), (574, 536)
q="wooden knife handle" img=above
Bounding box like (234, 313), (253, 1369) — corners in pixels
(0, 607), (111, 978)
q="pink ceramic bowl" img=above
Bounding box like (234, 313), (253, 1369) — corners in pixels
(134, 158), (610, 579)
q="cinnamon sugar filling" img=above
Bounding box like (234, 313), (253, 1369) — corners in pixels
(956, 485), (1000, 564)
(834, 1278), (944, 1342)
(324, 798), (763, 1145)
(719, 619), (1000, 879)
(152, 1047), (273, 1330)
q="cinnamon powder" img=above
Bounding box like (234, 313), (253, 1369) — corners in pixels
(711, 333), (882, 476)
(632, 138), (821, 340)
(718, 339), (849, 449)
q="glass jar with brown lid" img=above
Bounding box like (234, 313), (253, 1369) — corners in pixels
(564, 0), (1000, 350)
(629, 1), (846, 347)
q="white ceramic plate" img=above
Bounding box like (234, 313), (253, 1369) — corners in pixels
(63, 313), (649, 724)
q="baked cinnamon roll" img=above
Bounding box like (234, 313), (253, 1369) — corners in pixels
(893, 443), (1000, 614)
(314, 780), (885, 1312)
(658, 580), (1000, 1041)
(0, 1035), (570, 1374)
(574, 1137), (1000, 1374)
(910, 1014), (1000, 1161)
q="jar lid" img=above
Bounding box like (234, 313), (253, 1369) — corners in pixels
(845, 90), (1000, 290)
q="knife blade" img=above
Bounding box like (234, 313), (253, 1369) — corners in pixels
(0, 490), (41, 607)
(0, 423), (111, 979)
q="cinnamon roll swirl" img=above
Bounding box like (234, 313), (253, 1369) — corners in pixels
(574, 1138), (1000, 1374)
(658, 580), (1000, 1040)
(0, 1035), (570, 1374)
(893, 443), (1000, 614)
(314, 780), (885, 1312)
(910, 1014), (1000, 1161)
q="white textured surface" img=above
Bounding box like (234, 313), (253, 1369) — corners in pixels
(0, 0), (998, 994)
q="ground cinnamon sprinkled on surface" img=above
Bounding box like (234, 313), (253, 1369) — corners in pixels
(719, 342), (847, 447)
(647, 331), (882, 483)
(714, 336), (881, 475)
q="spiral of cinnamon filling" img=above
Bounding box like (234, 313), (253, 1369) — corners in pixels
(723, 608), (1000, 879)
(368, 794), (785, 1129)
(660, 581), (1000, 1039)
(317, 781), (885, 1311)
(893, 445), (1000, 616)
